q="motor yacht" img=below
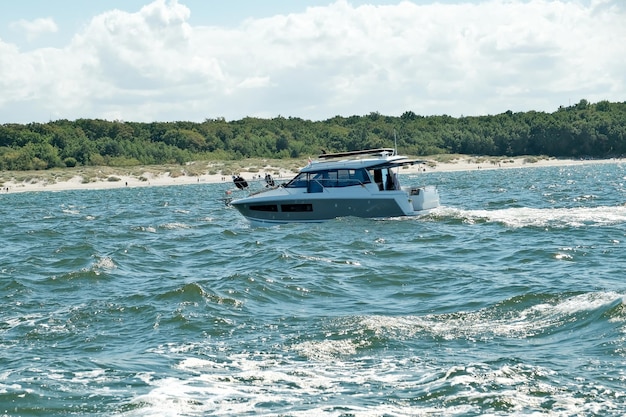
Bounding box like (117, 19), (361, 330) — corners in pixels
(230, 148), (439, 226)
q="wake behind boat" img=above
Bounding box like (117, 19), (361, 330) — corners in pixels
(230, 148), (440, 226)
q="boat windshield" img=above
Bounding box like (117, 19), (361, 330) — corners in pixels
(284, 168), (371, 188)
(284, 172), (309, 188)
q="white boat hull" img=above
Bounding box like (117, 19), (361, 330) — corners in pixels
(231, 184), (439, 226)
(229, 148), (440, 226)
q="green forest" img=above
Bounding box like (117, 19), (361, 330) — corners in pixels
(1, 99), (624, 171)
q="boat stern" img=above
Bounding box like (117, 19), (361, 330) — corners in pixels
(406, 185), (439, 212)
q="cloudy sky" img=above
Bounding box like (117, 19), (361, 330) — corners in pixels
(1, 0), (624, 124)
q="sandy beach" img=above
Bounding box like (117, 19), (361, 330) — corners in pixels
(1, 156), (622, 194)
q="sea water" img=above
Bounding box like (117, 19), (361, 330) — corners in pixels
(1, 162), (625, 416)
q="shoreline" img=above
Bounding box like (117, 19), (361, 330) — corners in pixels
(1, 156), (622, 195)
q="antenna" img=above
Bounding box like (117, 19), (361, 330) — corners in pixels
(393, 130), (398, 155)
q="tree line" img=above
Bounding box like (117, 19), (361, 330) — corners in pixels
(1, 99), (624, 171)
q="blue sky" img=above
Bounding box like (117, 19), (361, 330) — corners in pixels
(1, 0), (624, 123)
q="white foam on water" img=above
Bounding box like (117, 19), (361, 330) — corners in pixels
(61, 205), (81, 215)
(124, 352), (432, 416)
(133, 226), (157, 233)
(291, 338), (362, 360)
(359, 292), (625, 341)
(161, 222), (191, 230)
(439, 205), (626, 228)
(92, 256), (116, 271)
(122, 349), (625, 417)
(1, 313), (44, 332)
(71, 368), (107, 382)
(533, 291), (625, 316)
(122, 297), (626, 417)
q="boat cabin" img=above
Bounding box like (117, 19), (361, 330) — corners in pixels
(284, 167), (399, 193)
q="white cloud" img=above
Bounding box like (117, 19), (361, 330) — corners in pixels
(9, 17), (58, 41)
(0, 0), (625, 123)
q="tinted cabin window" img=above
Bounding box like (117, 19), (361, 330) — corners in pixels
(310, 169), (370, 188)
(350, 169), (368, 184)
(308, 179), (323, 193)
(286, 169), (371, 189)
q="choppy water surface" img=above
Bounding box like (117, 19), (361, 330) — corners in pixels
(1, 162), (626, 416)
